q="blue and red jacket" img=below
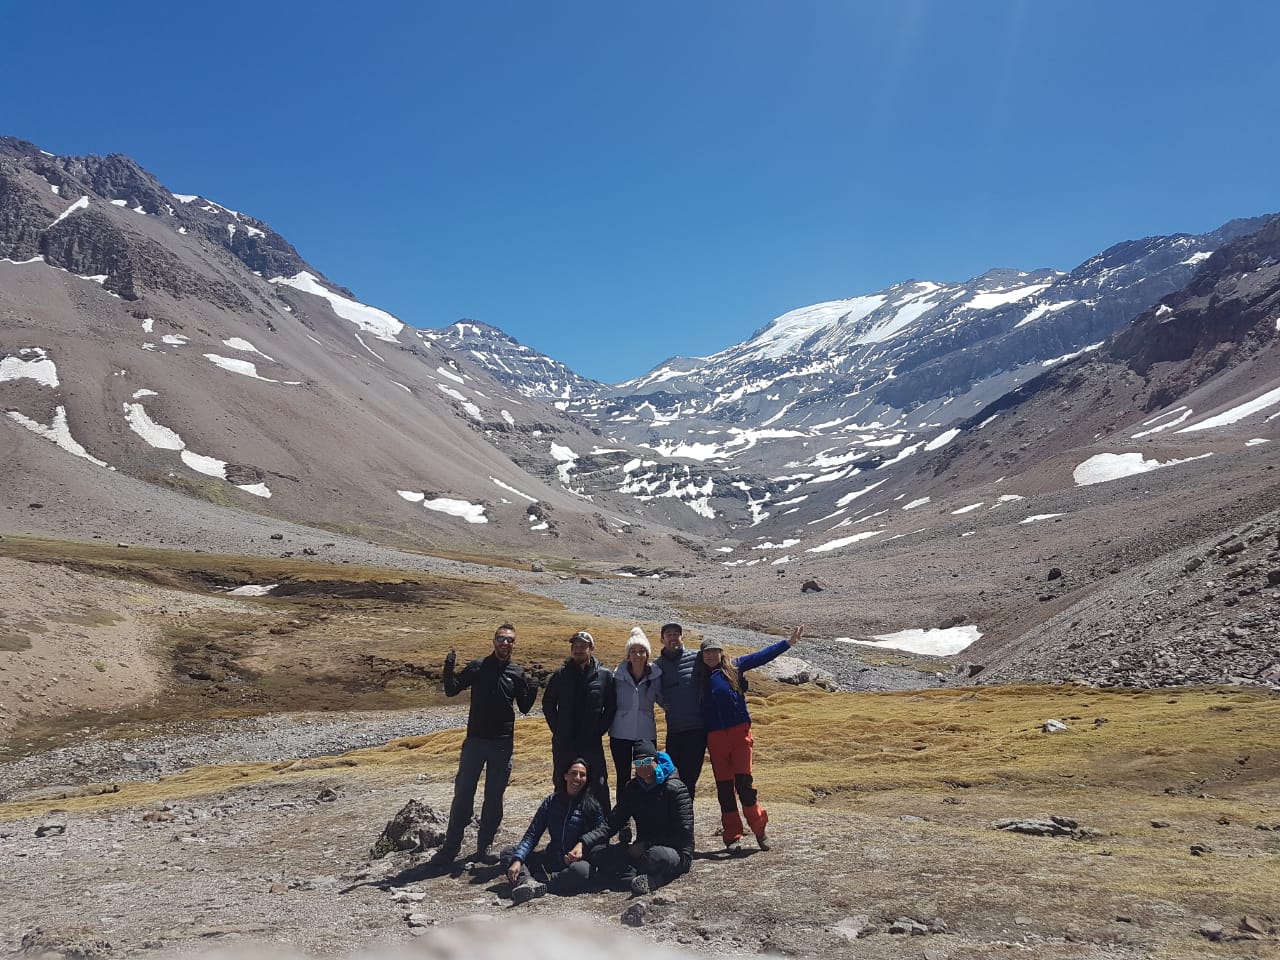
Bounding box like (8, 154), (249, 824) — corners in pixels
(701, 638), (791, 732)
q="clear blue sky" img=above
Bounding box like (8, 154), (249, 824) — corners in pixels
(7, 1), (1279, 383)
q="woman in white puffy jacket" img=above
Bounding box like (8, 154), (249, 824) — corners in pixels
(608, 627), (663, 834)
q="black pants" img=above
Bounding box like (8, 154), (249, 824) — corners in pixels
(501, 845), (604, 894)
(597, 841), (684, 891)
(609, 736), (639, 805)
(443, 735), (512, 852)
(551, 743), (611, 815)
(664, 727), (708, 799)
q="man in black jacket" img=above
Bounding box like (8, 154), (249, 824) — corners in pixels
(581, 739), (694, 896)
(542, 630), (616, 814)
(432, 623), (538, 866)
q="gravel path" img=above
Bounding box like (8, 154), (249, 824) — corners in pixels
(524, 578), (941, 693)
(0, 705), (471, 801)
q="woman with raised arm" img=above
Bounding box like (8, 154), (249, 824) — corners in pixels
(695, 624), (803, 851)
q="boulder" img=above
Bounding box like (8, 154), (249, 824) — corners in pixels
(369, 799), (447, 859)
(994, 816), (1079, 837)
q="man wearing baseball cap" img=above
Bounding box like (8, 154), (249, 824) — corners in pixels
(542, 629), (617, 813)
(432, 623), (538, 867)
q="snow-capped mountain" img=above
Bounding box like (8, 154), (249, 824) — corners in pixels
(440, 220), (1250, 534)
(0, 137), (691, 560)
(425, 320), (605, 401)
(6, 136), (1280, 689)
(575, 220), (1265, 441)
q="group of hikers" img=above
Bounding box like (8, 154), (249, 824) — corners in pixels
(431, 620), (804, 901)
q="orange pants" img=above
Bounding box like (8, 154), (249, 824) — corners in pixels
(707, 723), (767, 843)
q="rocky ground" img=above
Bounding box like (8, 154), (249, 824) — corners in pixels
(4, 718), (1279, 960)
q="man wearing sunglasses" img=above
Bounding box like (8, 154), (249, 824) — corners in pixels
(431, 623), (538, 867)
(542, 630), (617, 814)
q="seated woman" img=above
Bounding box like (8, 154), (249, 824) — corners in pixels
(504, 757), (606, 903)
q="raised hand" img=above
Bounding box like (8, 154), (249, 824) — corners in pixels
(788, 625), (804, 647)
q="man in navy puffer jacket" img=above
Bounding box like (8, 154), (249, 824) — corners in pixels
(657, 622), (707, 798)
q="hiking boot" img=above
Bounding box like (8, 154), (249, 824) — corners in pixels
(470, 847), (500, 866)
(755, 832), (771, 851)
(629, 873), (650, 897)
(427, 845), (459, 867)
(510, 880), (546, 905)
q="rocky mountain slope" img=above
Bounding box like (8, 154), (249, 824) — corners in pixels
(4, 135), (1280, 690)
(0, 137), (697, 560)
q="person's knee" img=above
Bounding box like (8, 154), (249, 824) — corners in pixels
(552, 859), (591, 894)
(585, 842), (608, 864)
(715, 778), (737, 810)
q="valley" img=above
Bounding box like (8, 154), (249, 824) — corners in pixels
(3, 133), (1279, 958)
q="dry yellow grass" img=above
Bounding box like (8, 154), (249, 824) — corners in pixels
(0, 537), (657, 751)
(7, 685), (1275, 820)
(750, 684), (1280, 799)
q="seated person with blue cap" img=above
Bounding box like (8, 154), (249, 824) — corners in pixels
(580, 739), (694, 896)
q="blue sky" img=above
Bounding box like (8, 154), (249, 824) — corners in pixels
(7, 1), (1279, 382)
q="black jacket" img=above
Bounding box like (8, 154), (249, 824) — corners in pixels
(444, 654), (537, 739)
(542, 656), (617, 750)
(582, 773), (695, 874)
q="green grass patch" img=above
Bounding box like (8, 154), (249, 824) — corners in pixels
(155, 472), (241, 507)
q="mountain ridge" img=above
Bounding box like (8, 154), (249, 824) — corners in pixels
(4, 136), (1280, 693)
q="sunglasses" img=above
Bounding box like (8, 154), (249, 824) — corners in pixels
(494, 635), (515, 644)
(633, 757), (655, 768)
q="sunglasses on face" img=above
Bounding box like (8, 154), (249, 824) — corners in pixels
(633, 758), (655, 768)
(494, 636), (515, 644)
